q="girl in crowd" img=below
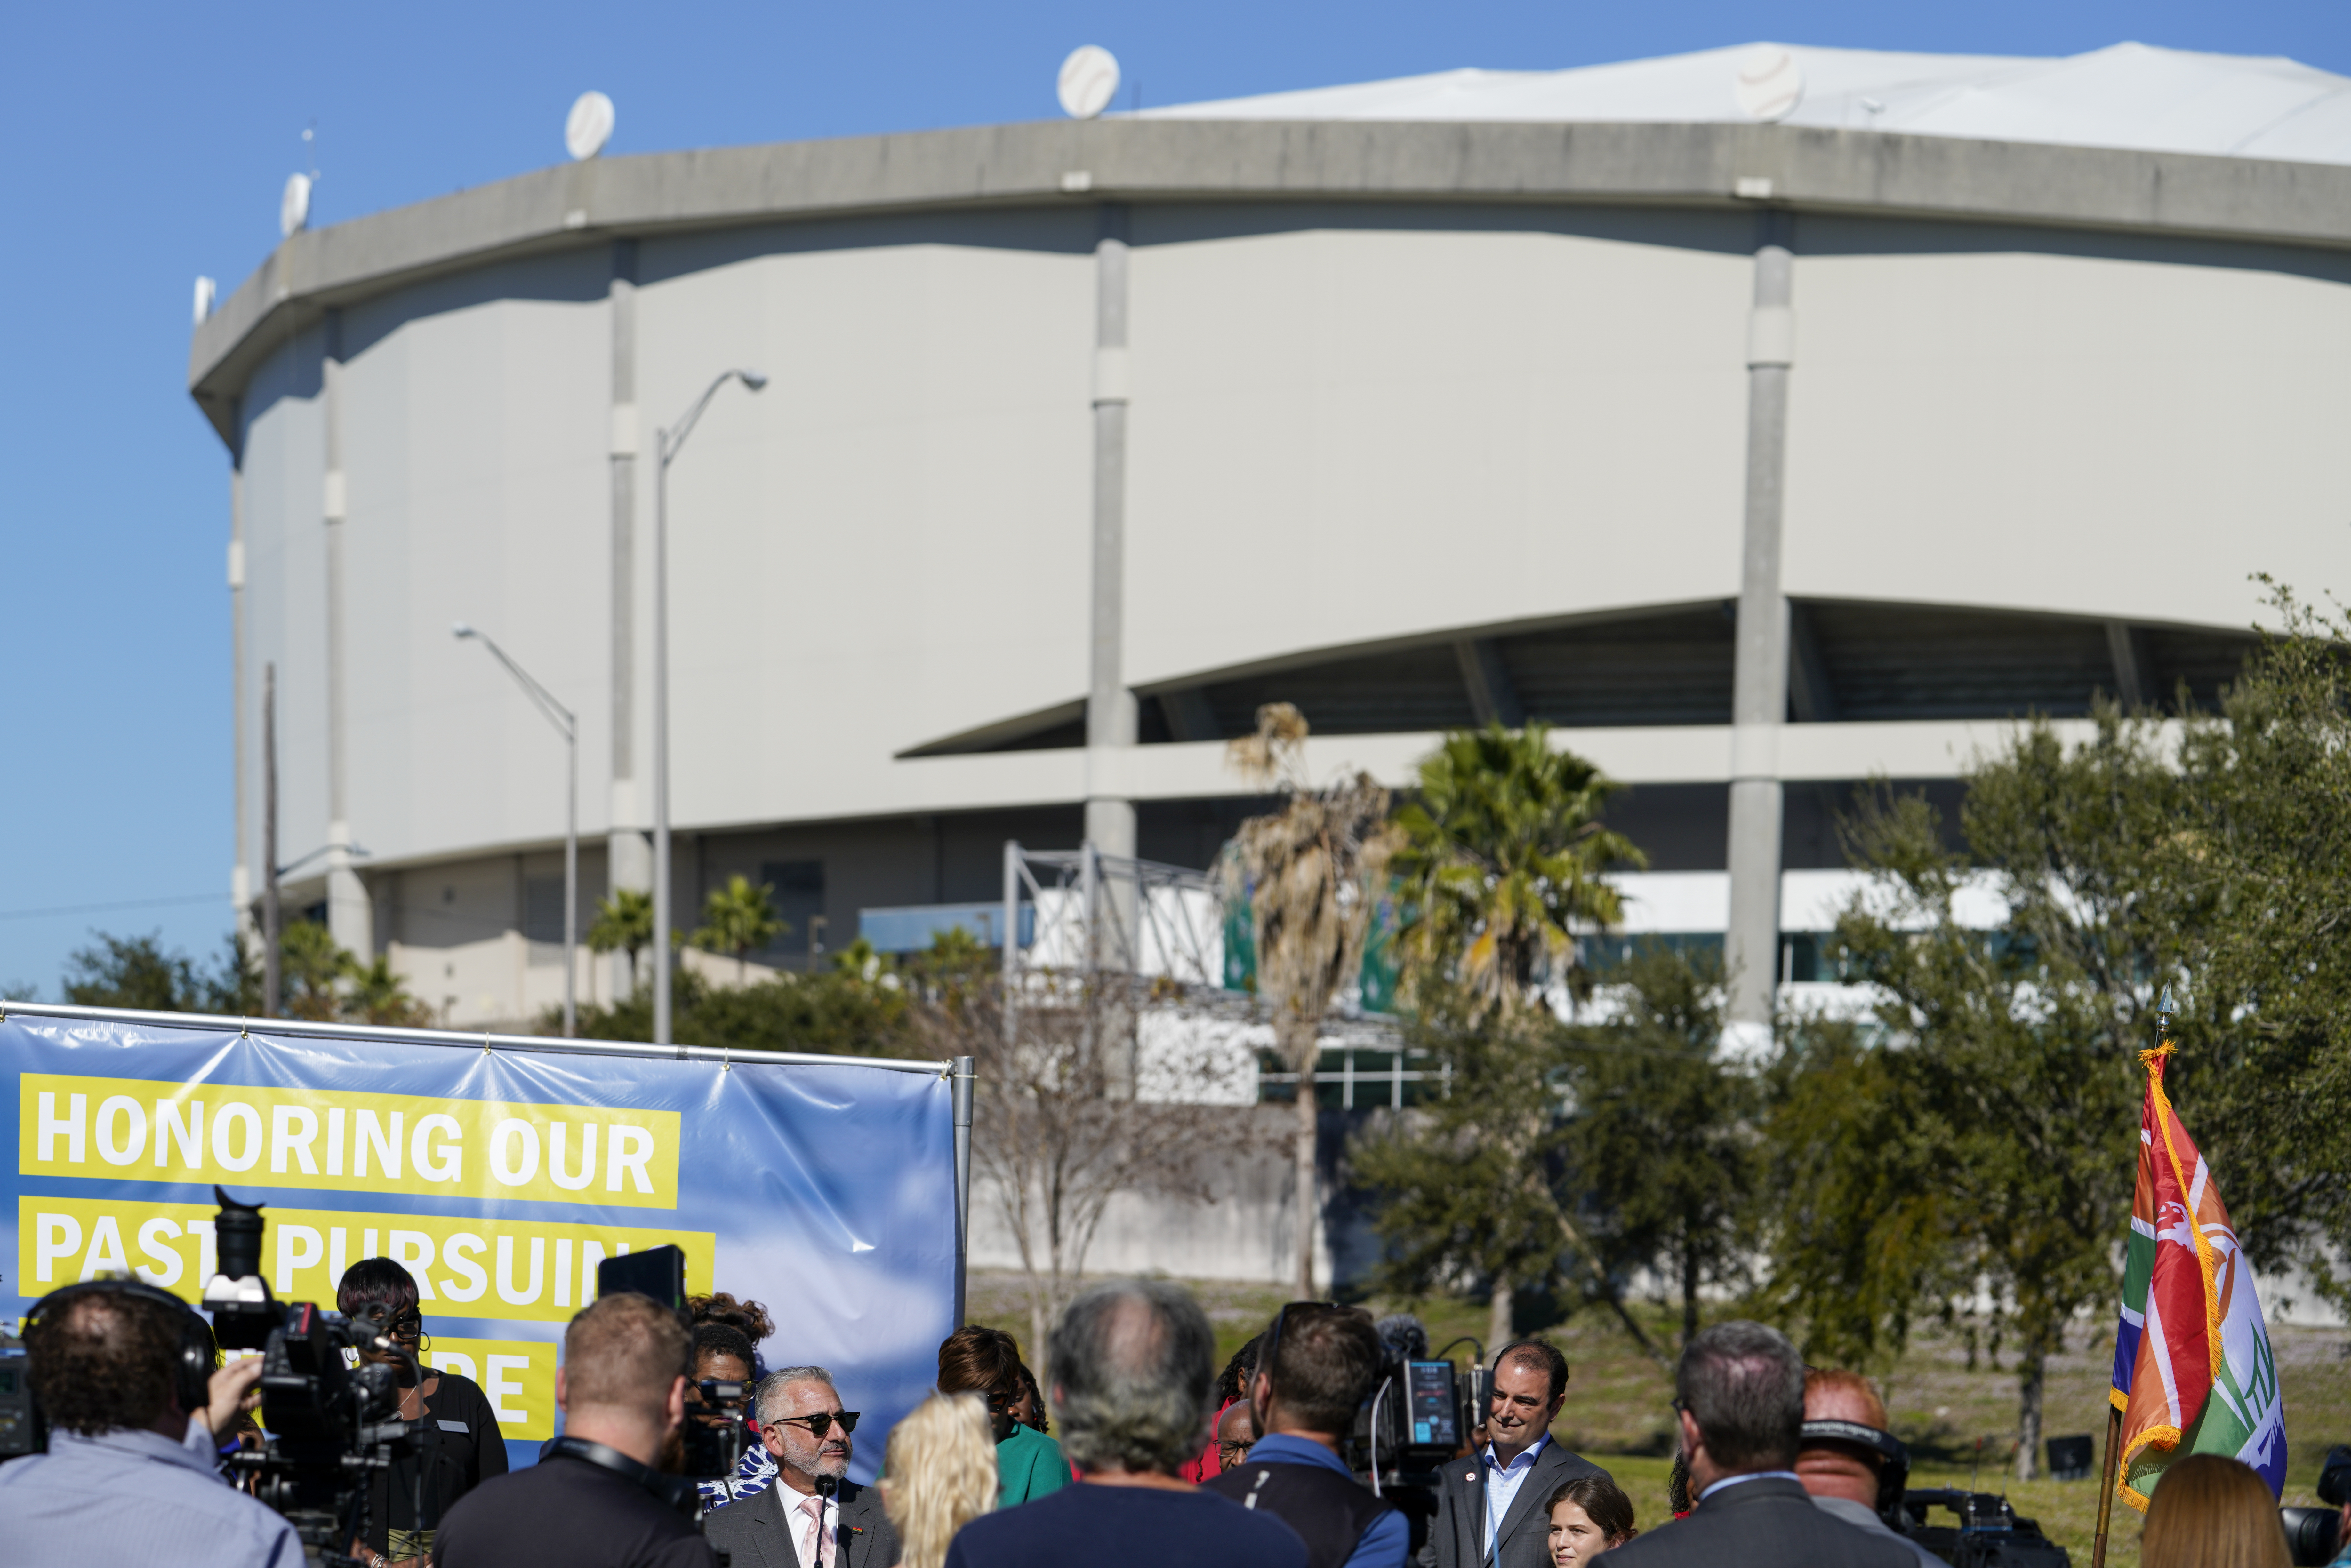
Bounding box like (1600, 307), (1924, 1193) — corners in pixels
(1546, 1474), (1638, 1566)
(337, 1257), (508, 1568)
(2140, 1454), (2292, 1568)
(881, 1393), (999, 1568)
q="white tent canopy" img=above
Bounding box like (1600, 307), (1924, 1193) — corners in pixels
(1141, 41), (2351, 167)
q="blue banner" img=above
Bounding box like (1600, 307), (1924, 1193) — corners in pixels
(4, 1011), (957, 1478)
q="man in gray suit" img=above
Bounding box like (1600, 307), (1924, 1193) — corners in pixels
(1601, 1324), (1912, 1568)
(1427, 1340), (1605, 1568)
(703, 1366), (896, 1568)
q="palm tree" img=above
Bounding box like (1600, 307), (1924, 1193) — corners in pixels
(690, 875), (786, 986)
(588, 888), (656, 998)
(279, 921), (353, 1022)
(346, 954), (434, 1026)
(1222, 704), (1398, 1299)
(1390, 722), (1645, 1022)
(1387, 721), (1647, 1349)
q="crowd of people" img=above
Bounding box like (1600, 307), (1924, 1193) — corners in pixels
(2, 1262), (2344, 1568)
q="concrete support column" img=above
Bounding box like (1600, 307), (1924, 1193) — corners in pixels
(1084, 205), (1137, 862)
(606, 242), (648, 997)
(321, 311), (371, 960)
(1724, 217), (1794, 1051)
(229, 443), (257, 951)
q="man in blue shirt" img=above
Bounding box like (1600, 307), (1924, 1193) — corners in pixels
(0, 1283), (301, 1568)
(1207, 1303), (1407, 1568)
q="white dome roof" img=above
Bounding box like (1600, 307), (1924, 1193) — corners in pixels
(1141, 41), (2351, 167)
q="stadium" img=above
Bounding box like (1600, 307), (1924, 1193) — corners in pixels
(191, 39), (2351, 1056)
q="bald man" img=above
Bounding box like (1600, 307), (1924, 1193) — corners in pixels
(1796, 1371), (1942, 1568)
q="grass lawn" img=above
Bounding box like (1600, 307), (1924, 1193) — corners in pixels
(966, 1270), (2350, 1567)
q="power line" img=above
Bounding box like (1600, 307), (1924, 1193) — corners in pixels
(0, 893), (221, 924)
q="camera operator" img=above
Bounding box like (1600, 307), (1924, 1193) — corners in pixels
(434, 1291), (716, 1568)
(1794, 1370), (1939, 1568)
(0, 1280), (300, 1567)
(337, 1257), (509, 1567)
(1208, 1303), (1407, 1568)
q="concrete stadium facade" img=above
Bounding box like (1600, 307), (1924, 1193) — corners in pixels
(192, 100), (2351, 1033)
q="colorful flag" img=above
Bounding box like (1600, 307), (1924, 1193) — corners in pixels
(2110, 1027), (2286, 1510)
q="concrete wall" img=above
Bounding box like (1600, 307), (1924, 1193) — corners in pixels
(225, 198), (2351, 997)
(1786, 219), (2351, 627)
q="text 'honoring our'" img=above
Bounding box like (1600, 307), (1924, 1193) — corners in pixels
(18, 1074), (681, 1208)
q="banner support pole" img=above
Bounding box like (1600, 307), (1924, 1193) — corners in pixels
(952, 1054), (975, 1326)
(2092, 1400), (2123, 1568)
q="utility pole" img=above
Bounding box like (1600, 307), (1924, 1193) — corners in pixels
(262, 662), (281, 1018)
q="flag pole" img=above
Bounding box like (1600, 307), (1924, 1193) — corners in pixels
(2098, 986), (2172, 1568)
(2092, 1401), (2122, 1568)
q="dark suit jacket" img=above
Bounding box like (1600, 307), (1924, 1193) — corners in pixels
(1427, 1439), (1603, 1568)
(702, 1478), (897, 1568)
(1602, 1476), (1915, 1568)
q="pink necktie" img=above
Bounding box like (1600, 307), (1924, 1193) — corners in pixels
(799, 1493), (830, 1568)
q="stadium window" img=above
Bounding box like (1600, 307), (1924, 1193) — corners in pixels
(523, 876), (565, 944)
(759, 860), (826, 956)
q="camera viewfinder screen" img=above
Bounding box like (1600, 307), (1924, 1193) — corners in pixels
(1407, 1361), (1456, 1447)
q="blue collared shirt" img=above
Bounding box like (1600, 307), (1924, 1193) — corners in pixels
(1698, 1468), (1803, 1502)
(1244, 1432), (1411, 1568)
(0, 1422), (303, 1568)
(1482, 1432), (1553, 1557)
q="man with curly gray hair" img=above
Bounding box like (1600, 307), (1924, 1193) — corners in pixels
(944, 1281), (1306, 1568)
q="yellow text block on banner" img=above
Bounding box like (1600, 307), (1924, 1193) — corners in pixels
(18, 1196), (712, 1324)
(19, 1074), (681, 1210)
(424, 1337), (558, 1441)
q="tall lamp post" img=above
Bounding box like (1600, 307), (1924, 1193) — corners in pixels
(455, 622), (579, 1036)
(652, 367), (767, 1046)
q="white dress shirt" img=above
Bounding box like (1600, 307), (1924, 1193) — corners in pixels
(1481, 1433), (1552, 1559)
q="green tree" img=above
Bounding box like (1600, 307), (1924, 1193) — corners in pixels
(1389, 723), (1646, 1019)
(1364, 723), (1646, 1347)
(1790, 716), (2173, 1480)
(568, 957), (916, 1057)
(1558, 947), (1758, 1350)
(690, 875), (786, 986)
(279, 920), (354, 1021)
(63, 932), (204, 1010)
(588, 888), (656, 996)
(63, 930), (259, 1015)
(346, 953), (435, 1026)
(2163, 587), (2351, 1315)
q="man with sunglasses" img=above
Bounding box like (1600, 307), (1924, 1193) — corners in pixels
(703, 1367), (898, 1568)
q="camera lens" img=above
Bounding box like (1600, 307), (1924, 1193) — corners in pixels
(2280, 1506), (2341, 1567)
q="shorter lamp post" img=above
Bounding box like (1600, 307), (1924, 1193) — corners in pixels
(455, 622), (579, 1035)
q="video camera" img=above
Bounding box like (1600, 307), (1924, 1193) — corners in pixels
(2282, 1444), (2351, 1567)
(590, 1245), (750, 1493)
(1336, 1315), (1489, 1552)
(199, 1187), (423, 1562)
(1900, 1488), (2071, 1568)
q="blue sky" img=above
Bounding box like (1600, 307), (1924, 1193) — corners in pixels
(3, 0), (2347, 997)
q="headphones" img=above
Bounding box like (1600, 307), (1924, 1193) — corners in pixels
(22, 1278), (218, 1420)
(545, 1434), (702, 1517)
(1800, 1417), (1911, 1525)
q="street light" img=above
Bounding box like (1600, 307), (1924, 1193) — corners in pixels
(454, 621), (579, 1036)
(653, 368), (766, 1046)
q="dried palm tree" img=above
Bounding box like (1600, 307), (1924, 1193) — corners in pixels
(1222, 703), (1399, 1297)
